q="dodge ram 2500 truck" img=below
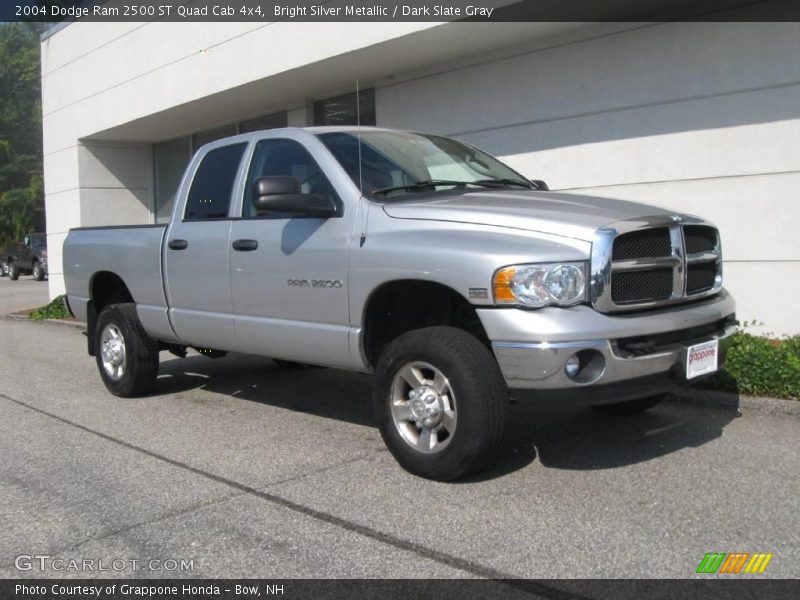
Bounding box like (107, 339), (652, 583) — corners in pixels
(63, 127), (736, 480)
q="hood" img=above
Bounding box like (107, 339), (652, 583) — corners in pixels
(381, 189), (670, 242)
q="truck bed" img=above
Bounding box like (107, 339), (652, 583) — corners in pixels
(63, 224), (169, 327)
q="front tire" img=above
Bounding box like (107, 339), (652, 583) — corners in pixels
(8, 264), (19, 280)
(32, 262), (45, 281)
(591, 394), (665, 415)
(94, 303), (159, 397)
(373, 326), (509, 481)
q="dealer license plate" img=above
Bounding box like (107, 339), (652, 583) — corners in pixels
(686, 340), (719, 379)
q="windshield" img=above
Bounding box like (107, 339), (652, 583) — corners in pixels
(29, 234), (46, 248)
(317, 130), (530, 198)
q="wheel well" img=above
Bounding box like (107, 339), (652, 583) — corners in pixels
(90, 271), (134, 313)
(362, 280), (490, 367)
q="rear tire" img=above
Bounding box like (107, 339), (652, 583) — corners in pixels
(591, 394), (665, 415)
(33, 262), (45, 281)
(8, 264), (19, 280)
(94, 303), (159, 397)
(373, 326), (509, 481)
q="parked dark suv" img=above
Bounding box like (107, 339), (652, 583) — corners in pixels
(3, 233), (48, 281)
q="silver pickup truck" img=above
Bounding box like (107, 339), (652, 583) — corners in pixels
(64, 127), (736, 480)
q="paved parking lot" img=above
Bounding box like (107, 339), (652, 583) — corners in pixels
(0, 276), (49, 315)
(0, 318), (798, 580)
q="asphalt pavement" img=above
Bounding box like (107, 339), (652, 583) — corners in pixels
(0, 317), (798, 580)
(0, 275), (49, 315)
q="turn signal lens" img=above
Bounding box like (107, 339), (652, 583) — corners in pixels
(493, 267), (517, 303)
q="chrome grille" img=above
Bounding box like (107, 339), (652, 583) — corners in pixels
(591, 217), (722, 313)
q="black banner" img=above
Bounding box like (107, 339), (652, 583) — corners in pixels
(2, 579), (800, 600)
(6, 0), (800, 24)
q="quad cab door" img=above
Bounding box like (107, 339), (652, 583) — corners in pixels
(228, 132), (354, 368)
(163, 141), (248, 350)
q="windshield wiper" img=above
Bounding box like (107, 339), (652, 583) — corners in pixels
(474, 178), (533, 189)
(371, 180), (476, 196)
(371, 178), (533, 196)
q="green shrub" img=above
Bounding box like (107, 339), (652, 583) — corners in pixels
(705, 332), (800, 400)
(784, 335), (800, 359)
(28, 295), (70, 321)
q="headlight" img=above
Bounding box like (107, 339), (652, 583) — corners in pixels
(493, 262), (587, 307)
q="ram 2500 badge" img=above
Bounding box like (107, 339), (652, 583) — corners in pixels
(63, 127), (736, 480)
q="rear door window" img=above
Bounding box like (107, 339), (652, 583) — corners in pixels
(184, 143), (246, 220)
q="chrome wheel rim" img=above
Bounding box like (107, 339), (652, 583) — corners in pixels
(100, 324), (126, 381)
(390, 361), (456, 454)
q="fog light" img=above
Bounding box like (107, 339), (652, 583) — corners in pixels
(564, 349), (606, 384)
(565, 354), (581, 378)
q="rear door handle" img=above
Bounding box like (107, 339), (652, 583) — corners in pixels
(232, 239), (258, 252)
(168, 239), (188, 250)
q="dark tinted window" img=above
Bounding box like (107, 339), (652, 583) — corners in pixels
(192, 125), (237, 151)
(244, 139), (339, 218)
(240, 111), (288, 133)
(185, 143), (246, 220)
(314, 89), (375, 126)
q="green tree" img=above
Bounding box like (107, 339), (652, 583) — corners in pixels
(0, 22), (47, 250)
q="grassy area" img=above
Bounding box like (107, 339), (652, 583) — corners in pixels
(704, 332), (800, 400)
(28, 295), (70, 321)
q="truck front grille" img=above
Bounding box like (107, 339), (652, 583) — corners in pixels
(612, 228), (671, 261)
(592, 219), (722, 312)
(611, 268), (673, 304)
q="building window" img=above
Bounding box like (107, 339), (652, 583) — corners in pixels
(192, 124), (238, 151)
(314, 89), (375, 126)
(240, 111), (288, 133)
(154, 136), (191, 223)
(184, 143), (247, 220)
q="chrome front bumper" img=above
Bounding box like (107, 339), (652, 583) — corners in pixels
(478, 290), (737, 402)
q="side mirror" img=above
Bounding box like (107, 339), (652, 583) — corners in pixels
(251, 176), (336, 217)
(530, 179), (549, 191)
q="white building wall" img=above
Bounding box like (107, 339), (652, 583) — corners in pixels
(377, 22), (800, 335)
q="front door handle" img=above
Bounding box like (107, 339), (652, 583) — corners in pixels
(168, 239), (188, 250)
(232, 239), (258, 252)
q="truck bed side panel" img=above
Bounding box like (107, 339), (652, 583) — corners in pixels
(63, 225), (178, 342)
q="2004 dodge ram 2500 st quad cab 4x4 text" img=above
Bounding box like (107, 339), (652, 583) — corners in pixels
(63, 127), (737, 480)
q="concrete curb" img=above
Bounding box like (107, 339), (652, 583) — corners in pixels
(669, 388), (800, 417)
(3, 313), (798, 416)
(4, 312), (85, 330)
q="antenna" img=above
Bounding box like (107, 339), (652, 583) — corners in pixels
(355, 79), (364, 196)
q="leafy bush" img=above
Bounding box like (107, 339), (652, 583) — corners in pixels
(28, 295), (70, 321)
(705, 332), (800, 400)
